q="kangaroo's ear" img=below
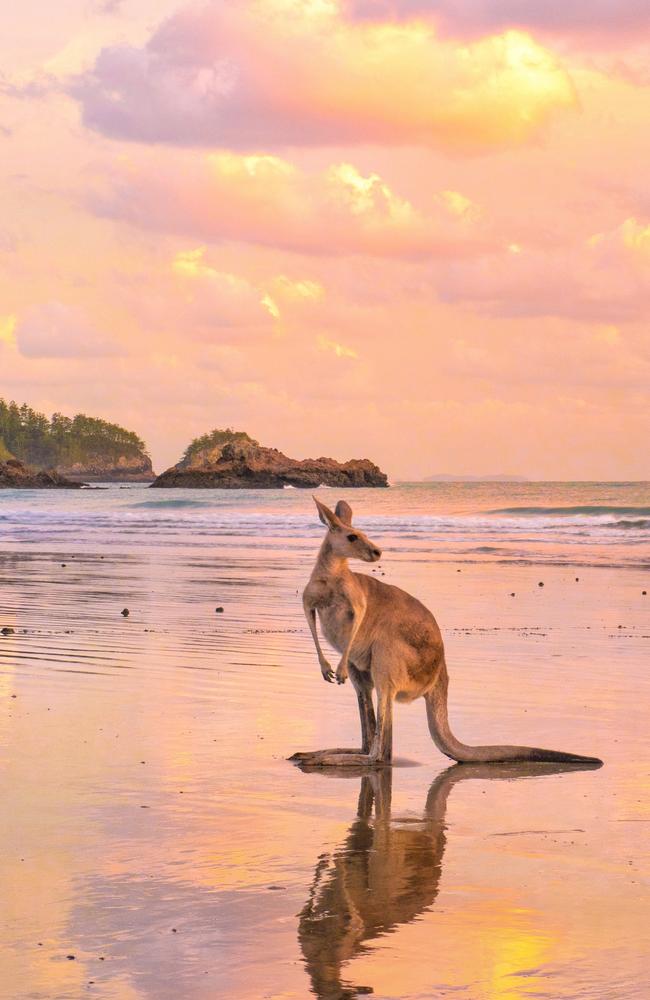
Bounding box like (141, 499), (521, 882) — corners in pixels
(334, 500), (353, 525)
(313, 496), (342, 530)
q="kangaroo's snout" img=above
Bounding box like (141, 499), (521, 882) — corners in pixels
(363, 545), (382, 562)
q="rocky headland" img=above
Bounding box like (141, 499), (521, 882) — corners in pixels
(151, 430), (388, 489)
(0, 398), (154, 482)
(57, 454), (155, 483)
(0, 458), (83, 489)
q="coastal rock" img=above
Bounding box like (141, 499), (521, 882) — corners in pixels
(0, 458), (83, 489)
(151, 436), (388, 489)
(55, 453), (155, 483)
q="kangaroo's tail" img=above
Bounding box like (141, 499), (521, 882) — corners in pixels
(425, 659), (602, 766)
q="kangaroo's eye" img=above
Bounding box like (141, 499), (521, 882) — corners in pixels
(347, 533), (359, 542)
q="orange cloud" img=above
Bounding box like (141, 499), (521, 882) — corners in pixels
(71, 0), (576, 152)
(92, 152), (492, 258)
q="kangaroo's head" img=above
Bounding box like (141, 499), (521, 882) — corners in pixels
(313, 497), (382, 563)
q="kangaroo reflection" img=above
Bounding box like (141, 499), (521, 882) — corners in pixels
(298, 761), (600, 1000)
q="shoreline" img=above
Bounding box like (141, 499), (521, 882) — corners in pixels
(1, 527), (648, 999)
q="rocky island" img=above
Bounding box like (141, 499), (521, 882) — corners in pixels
(0, 458), (82, 489)
(0, 398), (154, 483)
(151, 429), (388, 489)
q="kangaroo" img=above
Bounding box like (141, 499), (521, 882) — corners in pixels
(290, 497), (602, 768)
(297, 761), (599, 999)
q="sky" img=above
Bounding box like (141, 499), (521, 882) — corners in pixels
(0, 0), (649, 480)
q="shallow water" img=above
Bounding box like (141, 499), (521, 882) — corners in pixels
(0, 484), (649, 999)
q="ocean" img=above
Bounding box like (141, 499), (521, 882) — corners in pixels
(2, 480), (649, 568)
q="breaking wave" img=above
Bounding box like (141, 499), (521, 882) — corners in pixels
(490, 505), (650, 517)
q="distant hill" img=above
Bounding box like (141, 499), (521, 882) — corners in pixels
(423, 474), (529, 483)
(0, 398), (154, 481)
(152, 428), (388, 488)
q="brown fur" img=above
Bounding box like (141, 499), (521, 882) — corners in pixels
(290, 498), (602, 768)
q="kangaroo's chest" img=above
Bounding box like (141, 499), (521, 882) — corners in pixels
(318, 598), (356, 651)
(306, 577), (356, 652)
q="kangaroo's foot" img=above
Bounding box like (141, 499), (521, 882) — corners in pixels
(289, 748), (363, 762)
(295, 752), (390, 768)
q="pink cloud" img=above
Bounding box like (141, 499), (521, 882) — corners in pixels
(343, 1), (650, 42)
(91, 152), (493, 259)
(69, 1), (576, 152)
(435, 219), (650, 323)
(15, 302), (121, 358)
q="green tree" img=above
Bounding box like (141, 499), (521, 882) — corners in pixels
(0, 397), (150, 469)
(182, 428), (256, 461)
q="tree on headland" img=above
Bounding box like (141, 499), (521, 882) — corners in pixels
(0, 397), (149, 469)
(182, 427), (257, 462)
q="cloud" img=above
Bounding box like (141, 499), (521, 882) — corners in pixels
(111, 248), (300, 349)
(92, 152), (492, 258)
(69, 0), (575, 152)
(96, 0), (124, 12)
(435, 218), (650, 322)
(14, 302), (120, 358)
(0, 229), (17, 253)
(0, 72), (53, 101)
(169, 248), (276, 330)
(343, 1), (650, 42)
(0, 315), (16, 346)
(317, 335), (359, 359)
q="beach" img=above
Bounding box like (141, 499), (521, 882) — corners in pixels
(0, 483), (648, 1000)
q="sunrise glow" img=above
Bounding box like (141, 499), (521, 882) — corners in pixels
(0, 0), (648, 478)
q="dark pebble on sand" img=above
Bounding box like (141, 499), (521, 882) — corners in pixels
(61, 563), (66, 567)
(1, 627), (14, 635)
(643, 591), (647, 596)
(575, 577), (579, 581)
(510, 593), (516, 597)
(67, 955), (76, 960)
(215, 607), (224, 613)
(121, 608), (129, 617)
(538, 582), (544, 587)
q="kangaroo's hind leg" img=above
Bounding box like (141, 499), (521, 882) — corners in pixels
(352, 664), (376, 754)
(294, 680), (393, 769)
(289, 665), (376, 763)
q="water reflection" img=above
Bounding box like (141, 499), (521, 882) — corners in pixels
(297, 762), (601, 1000)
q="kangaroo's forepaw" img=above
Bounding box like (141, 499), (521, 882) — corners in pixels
(320, 660), (335, 683)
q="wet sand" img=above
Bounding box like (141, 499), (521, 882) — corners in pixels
(0, 544), (648, 999)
